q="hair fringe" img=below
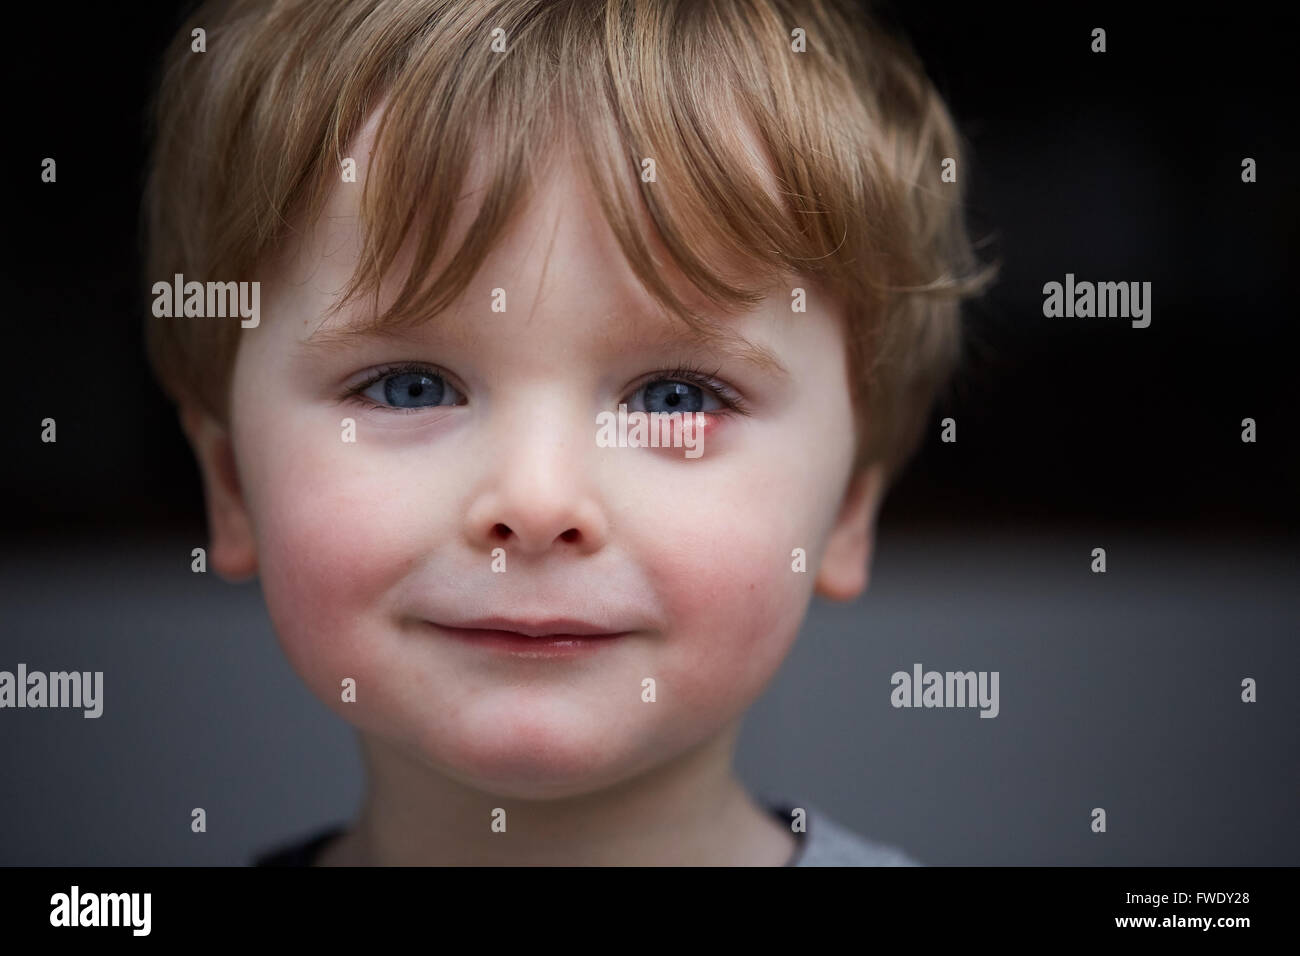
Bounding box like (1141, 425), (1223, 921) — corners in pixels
(142, 0), (998, 480)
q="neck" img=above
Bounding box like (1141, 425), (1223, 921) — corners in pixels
(324, 720), (794, 866)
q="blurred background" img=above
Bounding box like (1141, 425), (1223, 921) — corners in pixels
(1, 1), (1296, 864)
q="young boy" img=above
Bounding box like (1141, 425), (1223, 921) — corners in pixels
(143, 0), (994, 865)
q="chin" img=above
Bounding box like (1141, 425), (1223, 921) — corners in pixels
(401, 697), (652, 800)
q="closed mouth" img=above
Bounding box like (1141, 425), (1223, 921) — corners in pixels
(432, 617), (629, 639)
(440, 626), (627, 640)
(428, 622), (631, 655)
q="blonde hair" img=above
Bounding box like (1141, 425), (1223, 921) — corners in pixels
(142, 0), (997, 481)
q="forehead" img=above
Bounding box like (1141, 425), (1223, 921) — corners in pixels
(277, 99), (808, 366)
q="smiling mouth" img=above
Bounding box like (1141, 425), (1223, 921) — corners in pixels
(429, 623), (631, 656)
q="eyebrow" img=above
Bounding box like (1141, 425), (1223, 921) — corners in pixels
(301, 309), (791, 378)
(301, 320), (436, 354)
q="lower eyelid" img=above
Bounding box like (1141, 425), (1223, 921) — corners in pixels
(353, 399), (451, 415)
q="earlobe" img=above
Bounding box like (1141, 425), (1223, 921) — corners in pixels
(813, 463), (887, 602)
(179, 404), (259, 582)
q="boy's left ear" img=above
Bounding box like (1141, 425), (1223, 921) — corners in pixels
(814, 463), (888, 601)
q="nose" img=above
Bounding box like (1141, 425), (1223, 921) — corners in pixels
(462, 409), (609, 558)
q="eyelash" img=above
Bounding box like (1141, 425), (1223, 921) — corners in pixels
(343, 362), (466, 415)
(627, 362), (751, 416)
(342, 361), (752, 416)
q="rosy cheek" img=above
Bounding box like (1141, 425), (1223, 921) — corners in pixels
(247, 450), (424, 715)
(644, 499), (811, 723)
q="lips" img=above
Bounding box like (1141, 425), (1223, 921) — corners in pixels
(428, 617), (632, 657)
(432, 617), (629, 639)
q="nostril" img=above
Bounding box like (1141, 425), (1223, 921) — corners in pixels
(492, 523), (512, 540)
(560, 529), (580, 543)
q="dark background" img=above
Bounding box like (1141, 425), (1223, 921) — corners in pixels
(1, 2), (1296, 865)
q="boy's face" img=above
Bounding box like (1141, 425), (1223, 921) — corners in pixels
(185, 115), (886, 799)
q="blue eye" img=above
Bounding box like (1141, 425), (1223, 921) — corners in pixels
(630, 378), (724, 414)
(357, 368), (462, 409)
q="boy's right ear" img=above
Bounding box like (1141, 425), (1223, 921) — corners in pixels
(178, 404), (258, 582)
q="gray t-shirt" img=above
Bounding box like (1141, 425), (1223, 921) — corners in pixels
(766, 796), (920, 866)
(253, 797), (920, 866)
